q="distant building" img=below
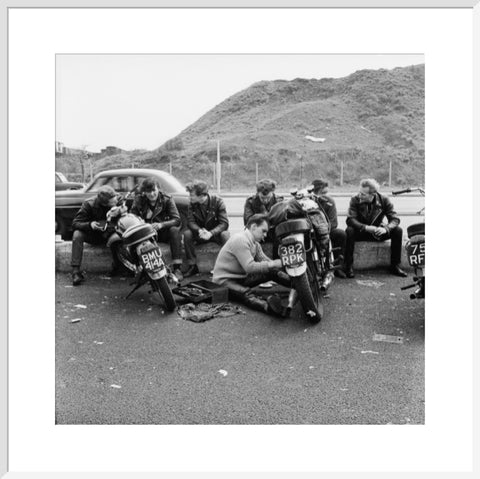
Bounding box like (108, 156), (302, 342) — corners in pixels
(100, 146), (123, 156)
(55, 141), (65, 156)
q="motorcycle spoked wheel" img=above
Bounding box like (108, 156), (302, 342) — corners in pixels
(151, 277), (177, 312)
(116, 244), (137, 273)
(292, 257), (324, 323)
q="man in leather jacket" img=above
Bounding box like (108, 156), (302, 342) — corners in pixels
(183, 180), (230, 277)
(70, 185), (122, 286)
(345, 178), (407, 278)
(312, 178), (347, 278)
(130, 177), (184, 280)
(243, 179), (283, 231)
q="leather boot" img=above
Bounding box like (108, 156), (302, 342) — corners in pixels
(243, 293), (269, 313)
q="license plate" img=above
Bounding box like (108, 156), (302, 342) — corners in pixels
(140, 246), (165, 273)
(406, 242), (425, 267)
(279, 242), (306, 267)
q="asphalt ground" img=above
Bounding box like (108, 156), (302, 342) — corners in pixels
(55, 271), (424, 425)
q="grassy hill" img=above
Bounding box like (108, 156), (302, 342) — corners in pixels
(57, 63), (424, 190)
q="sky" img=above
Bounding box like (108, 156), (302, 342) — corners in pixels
(56, 54), (423, 153)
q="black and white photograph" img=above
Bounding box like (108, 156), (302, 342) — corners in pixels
(5, 3), (478, 475)
(55, 53), (425, 425)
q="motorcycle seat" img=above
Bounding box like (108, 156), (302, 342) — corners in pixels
(407, 222), (425, 238)
(122, 223), (156, 247)
(275, 218), (310, 238)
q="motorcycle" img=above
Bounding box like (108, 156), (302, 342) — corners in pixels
(105, 197), (177, 311)
(392, 187), (425, 299)
(270, 186), (335, 323)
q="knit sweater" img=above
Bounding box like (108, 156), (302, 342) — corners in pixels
(212, 229), (274, 284)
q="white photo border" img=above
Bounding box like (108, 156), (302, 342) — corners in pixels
(3, 1), (479, 477)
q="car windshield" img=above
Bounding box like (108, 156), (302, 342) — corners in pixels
(55, 172), (68, 183)
(86, 172), (187, 195)
(87, 176), (135, 193)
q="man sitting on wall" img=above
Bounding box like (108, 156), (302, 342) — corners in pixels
(243, 179), (284, 234)
(345, 178), (407, 279)
(311, 178), (347, 278)
(213, 214), (291, 317)
(130, 177), (184, 281)
(183, 180), (230, 278)
(70, 185), (122, 286)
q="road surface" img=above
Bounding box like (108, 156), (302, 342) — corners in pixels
(56, 271), (424, 425)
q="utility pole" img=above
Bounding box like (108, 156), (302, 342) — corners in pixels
(255, 162), (259, 184)
(340, 160), (344, 186)
(300, 156), (303, 187)
(216, 140), (221, 193)
(388, 160), (392, 187)
(88, 155), (93, 180)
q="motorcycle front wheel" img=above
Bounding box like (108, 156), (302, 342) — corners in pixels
(151, 277), (177, 312)
(292, 260), (323, 323)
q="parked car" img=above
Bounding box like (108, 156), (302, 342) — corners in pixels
(55, 168), (189, 240)
(55, 171), (85, 191)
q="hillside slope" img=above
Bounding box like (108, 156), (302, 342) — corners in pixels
(58, 64), (424, 189)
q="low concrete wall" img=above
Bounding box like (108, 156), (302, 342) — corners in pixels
(55, 239), (410, 273)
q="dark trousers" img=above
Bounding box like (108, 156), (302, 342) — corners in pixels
(71, 229), (120, 270)
(330, 228), (347, 265)
(156, 225), (182, 264)
(183, 229), (230, 265)
(222, 270), (291, 313)
(345, 225), (403, 269)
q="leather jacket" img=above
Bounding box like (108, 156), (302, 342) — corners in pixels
(187, 194), (229, 237)
(346, 192), (400, 232)
(130, 192), (181, 230)
(243, 193), (284, 225)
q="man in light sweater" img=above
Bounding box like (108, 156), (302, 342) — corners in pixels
(212, 214), (291, 317)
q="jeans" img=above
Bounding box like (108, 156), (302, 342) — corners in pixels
(345, 225), (403, 269)
(156, 225), (182, 264)
(183, 229), (230, 265)
(221, 270), (291, 313)
(330, 227), (347, 265)
(70, 229), (120, 270)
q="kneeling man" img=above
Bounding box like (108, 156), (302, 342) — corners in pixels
(212, 214), (290, 317)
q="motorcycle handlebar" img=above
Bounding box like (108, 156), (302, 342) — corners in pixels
(392, 188), (411, 196)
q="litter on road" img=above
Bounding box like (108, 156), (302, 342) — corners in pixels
(218, 370), (228, 377)
(93, 341), (104, 345)
(373, 333), (404, 344)
(110, 384), (122, 389)
(74, 304), (87, 309)
(360, 350), (379, 355)
(69, 318), (82, 323)
(356, 280), (385, 289)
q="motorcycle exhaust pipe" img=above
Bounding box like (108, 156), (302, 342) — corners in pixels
(320, 271), (334, 291)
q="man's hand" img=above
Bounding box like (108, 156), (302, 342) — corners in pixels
(373, 226), (387, 238)
(201, 230), (213, 241)
(269, 259), (283, 270)
(152, 222), (164, 231)
(90, 221), (102, 231)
